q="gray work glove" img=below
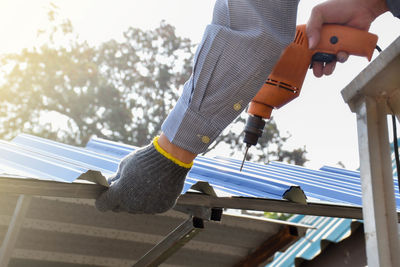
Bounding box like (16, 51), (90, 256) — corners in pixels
(95, 139), (191, 214)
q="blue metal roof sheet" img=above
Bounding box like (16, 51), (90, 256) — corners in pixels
(267, 215), (360, 267)
(268, 141), (400, 267)
(0, 140), (92, 182)
(3, 134), (301, 201)
(87, 137), (302, 198)
(2, 133), (400, 209)
(215, 158), (367, 205)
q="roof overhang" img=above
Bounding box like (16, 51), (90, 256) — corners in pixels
(0, 176), (313, 266)
(0, 175), (390, 221)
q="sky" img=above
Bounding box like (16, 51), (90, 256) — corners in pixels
(0, 0), (399, 170)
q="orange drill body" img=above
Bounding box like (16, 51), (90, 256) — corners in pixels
(240, 24), (378, 171)
(248, 24), (378, 119)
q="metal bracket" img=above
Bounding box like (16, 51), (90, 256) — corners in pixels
(173, 181), (223, 222)
(173, 204), (222, 221)
(132, 205), (222, 266)
(133, 182), (223, 266)
(133, 215), (204, 267)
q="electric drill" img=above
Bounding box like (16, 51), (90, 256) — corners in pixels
(240, 24), (378, 171)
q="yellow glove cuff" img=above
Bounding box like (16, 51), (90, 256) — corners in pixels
(153, 136), (194, 169)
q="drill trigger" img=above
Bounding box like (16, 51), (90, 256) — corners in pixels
(310, 52), (337, 68)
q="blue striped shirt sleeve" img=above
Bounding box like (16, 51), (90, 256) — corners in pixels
(161, 0), (300, 154)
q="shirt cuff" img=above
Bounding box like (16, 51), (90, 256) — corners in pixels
(161, 96), (221, 154)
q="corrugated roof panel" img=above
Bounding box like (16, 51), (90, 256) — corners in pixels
(85, 136), (303, 200)
(318, 164), (400, 206)
(85, 137), (365, 202)
(86, 137), (136, 158)
(220, 157), (400, 208)
(319, 165), (360, 178)
(188, 164), (297, 199)
(2, 135), (301, 202)
(321, 164), (400, 192)
(267, 214), (360, 267)
(0, 140), (91, 182)
(268, 143), (400, 267)
(267, 162), (364, 205)
(11, 134), (118, 175)
(390, 141), (400, 178)
(215, 157), (365, 206)
(7, 134), (400, 267)
(0, 163), (49, 180)
(5, 134), (400, 209)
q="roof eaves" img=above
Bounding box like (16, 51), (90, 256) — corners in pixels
(0, 175), (372, 220)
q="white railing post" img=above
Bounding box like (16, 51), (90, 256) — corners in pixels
(342, 36), (400, 267)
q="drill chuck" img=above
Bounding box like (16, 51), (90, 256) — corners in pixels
(243, 115), (266, 146)
(240, 115), (266, 171)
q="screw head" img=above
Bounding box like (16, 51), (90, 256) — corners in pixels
(233, 102), (242, 111)
(330, 36), (338, 44)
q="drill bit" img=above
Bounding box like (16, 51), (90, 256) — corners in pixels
(240, 145), (250, 171)
(240, 115), (265, 172)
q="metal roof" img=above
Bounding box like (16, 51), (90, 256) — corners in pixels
(267, 141), (400, 267)
(87, 135), (400, 208)
(3, 134), (400, 215)
(0, 134), (398, 266)
(93, 134), (400, 207)
(7, 134), (304, 201)
(0, 134), (317, 267)
(267, 215), (361, 267)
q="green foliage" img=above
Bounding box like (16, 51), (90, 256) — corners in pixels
(264, 212), (293, 221)
(0, 6), (307, 166)
(0, 6), (193, 146)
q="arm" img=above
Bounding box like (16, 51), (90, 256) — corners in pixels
(162, 0), (300, 155)
(96, 0), (301, 214)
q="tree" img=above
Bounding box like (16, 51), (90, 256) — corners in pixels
(0, 6), (306, 166)
(0, 6), (193, 146)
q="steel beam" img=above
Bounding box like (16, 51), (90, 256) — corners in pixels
(0, 177), (376, 220)
(0, 195), (31, 266)
(133, 216), (204, 267)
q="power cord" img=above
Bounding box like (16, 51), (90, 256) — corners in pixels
(392, 115), (400, 190)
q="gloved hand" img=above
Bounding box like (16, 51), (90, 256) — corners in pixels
(95, 137), (192, 214)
